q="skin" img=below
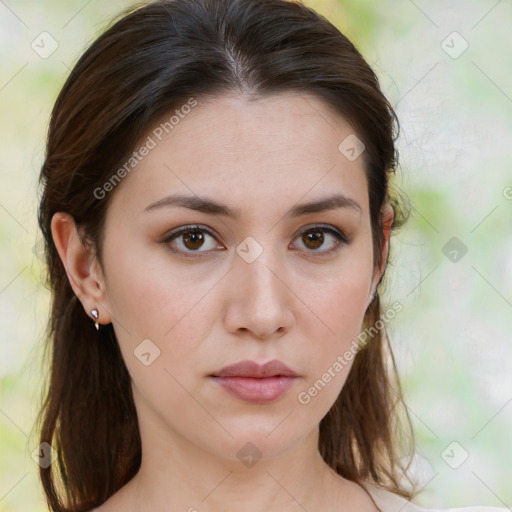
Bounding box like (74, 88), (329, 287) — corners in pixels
(52, 91), (393, 512)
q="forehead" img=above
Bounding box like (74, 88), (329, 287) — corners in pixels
(108, 91), (369, 218)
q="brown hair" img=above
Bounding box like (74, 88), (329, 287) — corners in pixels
(36, 0), (414, 510)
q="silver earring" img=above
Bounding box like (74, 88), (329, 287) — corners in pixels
(91, 309), (99, 330)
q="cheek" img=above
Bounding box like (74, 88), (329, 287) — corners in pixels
(104, 252), (212, 419)
(103, 235), (204, 335)
(300, 279), (367, 376)
(296, 247), (373, 388)
(102, 240), (220, 383)
(302, 246), (373, 334)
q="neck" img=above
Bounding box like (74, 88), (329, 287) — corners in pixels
(122, 425), (352, 512)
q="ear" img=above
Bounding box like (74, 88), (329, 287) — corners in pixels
(368, 203), (394, 304)
(51, 212), (112, 326)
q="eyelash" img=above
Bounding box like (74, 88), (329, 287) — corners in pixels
(161, 224), (350, 259)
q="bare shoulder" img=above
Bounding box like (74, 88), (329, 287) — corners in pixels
(358, 481), (420, 512)
(361, 482), (510, 512)
(347, 480), (381, 512)
(326, 476), (380, 512)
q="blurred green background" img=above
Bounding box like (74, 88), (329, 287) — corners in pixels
(1, 0), (511, 510)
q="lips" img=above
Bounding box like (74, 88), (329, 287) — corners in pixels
(210, 359), (299, 404)
(211, 359), (298, 378)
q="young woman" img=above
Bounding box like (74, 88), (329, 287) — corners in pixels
(35, 0), (507, 511)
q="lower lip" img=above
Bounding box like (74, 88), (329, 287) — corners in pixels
(211, 376), (298, 404)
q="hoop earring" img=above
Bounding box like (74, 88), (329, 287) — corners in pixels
(91, 309), (100, 331)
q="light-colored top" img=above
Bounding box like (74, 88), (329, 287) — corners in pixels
(363, 482), (509, 512)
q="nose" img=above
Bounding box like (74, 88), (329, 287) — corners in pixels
(222, 245), (294, 340)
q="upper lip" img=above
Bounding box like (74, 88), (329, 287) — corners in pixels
(211, 359), (298, 378)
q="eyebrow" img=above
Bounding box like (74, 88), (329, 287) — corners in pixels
(143, 192), (362, 218)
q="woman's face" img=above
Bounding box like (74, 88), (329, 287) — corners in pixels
(97, 91), (390, 465)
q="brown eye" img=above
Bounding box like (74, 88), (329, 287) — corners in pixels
(163, 225), (223, 257)
(162, 224), (349, 259)
(181, 229), (206, 250)
(302, 229), (324, 250)
(292, 226), (348, 255)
